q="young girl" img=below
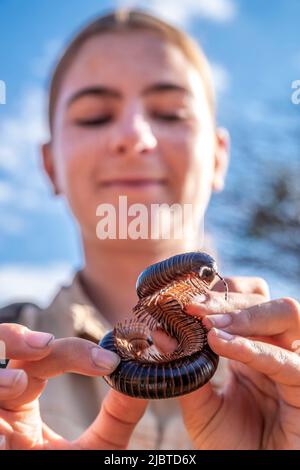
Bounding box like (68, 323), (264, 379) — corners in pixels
(0, 9), (299, 450)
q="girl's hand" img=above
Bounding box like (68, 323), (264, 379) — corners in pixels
(180, 282), (300, 450)
(0, 323), (147, 450)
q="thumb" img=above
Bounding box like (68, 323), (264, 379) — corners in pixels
(178, 382), (223, 445)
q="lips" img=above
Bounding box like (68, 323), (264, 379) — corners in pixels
(100, 178), (167, 188)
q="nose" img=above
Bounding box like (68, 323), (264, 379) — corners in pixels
(109, 103), (157, 157)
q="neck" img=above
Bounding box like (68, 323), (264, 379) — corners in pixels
(80, 235), (202, 326)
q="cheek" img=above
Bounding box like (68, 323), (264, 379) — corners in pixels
(156, 125), (196, 180)
(54, 129), (103, 190)
(156, 123), (215, 204)
(52, 129), (106, 222)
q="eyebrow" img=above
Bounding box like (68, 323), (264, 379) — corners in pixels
(66, 82), (190, 107)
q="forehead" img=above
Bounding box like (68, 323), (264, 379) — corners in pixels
(59, 31), (205, 100)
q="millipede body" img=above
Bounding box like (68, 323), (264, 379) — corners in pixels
(99, 251), (226, 399)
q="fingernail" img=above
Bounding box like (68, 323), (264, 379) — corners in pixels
(213, 328), (235, 341)
(24, 331), (54, 349)
(204, 313), (232, 329)
(91, 347), (120, 372)
(0, 369), (25, 388)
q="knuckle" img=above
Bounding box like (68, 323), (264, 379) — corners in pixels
(241, 308), (253, 328)
(222, 276), (270, 298)
(249, 340), (264, 356)
(0, 323), (30, 344)
(253, 277), (270, 298)
(224, 278), (243, 293)
(57, 337), (88, 363)
(0, 323), (24, 333)
(274, 347), (288, 365)
(280, 297), (300, 321)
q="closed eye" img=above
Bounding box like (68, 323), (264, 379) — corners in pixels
(74, 116), (113, 126)
(151, 112), (187, 122)
(73, 112), (187, 126)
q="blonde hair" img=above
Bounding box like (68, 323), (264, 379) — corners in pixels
(48, 9), (215, 133)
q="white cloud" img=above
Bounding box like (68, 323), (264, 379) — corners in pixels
(0, 264), (74, 307)
(0, 84), (51, 227)
(0, 212), (26, 236)
(0, 86), (48, 176)
(0, 80), (74, 259)
(31, 38), (63, 79)
(0, 88), (48, 247)
(0, 38), (62, 183)
(0, 80), (6, 105)
(116, 0), (236, 26)
(292, 52), (300, 72)
(0, 181), (14, 204)
(211, 62), (231, 95)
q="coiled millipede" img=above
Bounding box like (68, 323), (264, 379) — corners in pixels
(99, 251), (228, 399)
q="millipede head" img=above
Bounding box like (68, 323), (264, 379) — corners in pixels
(192, 252), (217, 287)
(192, 252), (228, 300)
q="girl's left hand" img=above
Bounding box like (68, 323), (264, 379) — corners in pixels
(179, 279), (300, 449)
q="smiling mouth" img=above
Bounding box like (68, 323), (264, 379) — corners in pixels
(100, 178), (167, 188)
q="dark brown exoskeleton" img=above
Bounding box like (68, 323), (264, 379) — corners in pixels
(100, 251), (228, 399)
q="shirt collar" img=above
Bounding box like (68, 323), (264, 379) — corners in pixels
(67, 272), (113, 343)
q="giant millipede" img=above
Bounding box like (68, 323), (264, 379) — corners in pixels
(99, 251), (228, 399)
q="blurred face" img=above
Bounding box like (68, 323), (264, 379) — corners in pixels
(43, 31), (228, 240)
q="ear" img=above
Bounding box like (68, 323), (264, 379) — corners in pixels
(212, 127), (230, 192)
(41, 142), (60, 195)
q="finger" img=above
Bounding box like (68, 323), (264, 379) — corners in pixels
(151, 328), (178, 354)
(0, 369), (28, 401)
(0, 323), (54, 361)
(41, 422), (71, 450)
(14, 338), (121, 378)
(2, 338), (120, 409)
(213, 276), (270, 299)
(75, 389), (148, 449)
(208, 328), (300, 405)
(179, 382), (223, 447)
(202, 297), (300, 349)
(185, 291), (265, 317)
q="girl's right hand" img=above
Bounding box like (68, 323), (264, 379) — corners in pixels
(0, 323), (147, 449)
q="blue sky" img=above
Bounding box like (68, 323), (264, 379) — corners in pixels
(0, 0), (299, 304)
(1, 0), (299, 104)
